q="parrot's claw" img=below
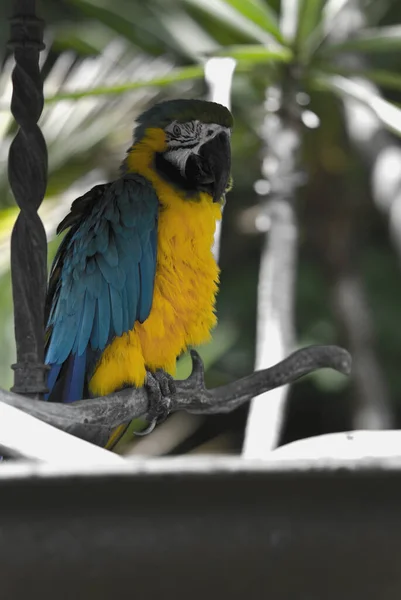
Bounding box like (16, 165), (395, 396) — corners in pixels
(135, 370), (176, 436)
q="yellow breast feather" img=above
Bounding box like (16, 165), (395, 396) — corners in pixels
(89, 128), (221, 396)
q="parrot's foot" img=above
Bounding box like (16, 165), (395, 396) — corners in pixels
(136, 370), (176, 436)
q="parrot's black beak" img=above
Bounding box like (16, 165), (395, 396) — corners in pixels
(185, 131), (231, 203)
(200, 131), (231, 202)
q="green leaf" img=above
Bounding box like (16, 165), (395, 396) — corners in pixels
(51, 21), (115, 56)
(312, 73), (401, 137)
(69, 0), (170, 56)
(0, 206), (18, 236)
(223, 0), (284, 42)
(53, 33), (102, 56)
(150, 7), (219, 59)
(296, 0), (325, 49)
(323, 25), (401, 55)
(44, 48), (294, 103)
(280, 0), (324, 46)
(214, 43), (293, 63)
(44, 66), (205, 103)
(279, 0), (300, 43)
(325, 66), (401, 92)
(300, 0), (350, 58)
(183, 0), (281, 45)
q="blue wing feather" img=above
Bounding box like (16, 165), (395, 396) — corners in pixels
(97, 277), (111, 349)
(139, 233), (157, 322)
(126, 263), (140, 326)
(103, 232), (119, 267)
(121, 286), (130, 333)
(91, 301), (100, 350)
(109, 285), (123, 336)
(45, 175), (159, 402)
(77, 292), (96, 356)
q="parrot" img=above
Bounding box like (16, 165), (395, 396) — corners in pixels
(44, 98), (233, 444)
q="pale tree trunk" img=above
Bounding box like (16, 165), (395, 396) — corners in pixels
(243, 77), (301, 457)
(204, 57), (236, 260)
(327, 0), (393, 429)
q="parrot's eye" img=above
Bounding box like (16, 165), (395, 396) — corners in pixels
(173, 124), (181, 136)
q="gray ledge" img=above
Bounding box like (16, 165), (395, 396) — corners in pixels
(0, 455), (400, 599)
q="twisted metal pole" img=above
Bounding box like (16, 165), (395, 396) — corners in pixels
(8, 0), (48, 397)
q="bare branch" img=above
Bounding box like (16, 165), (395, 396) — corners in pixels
(0, 345), (351, 448)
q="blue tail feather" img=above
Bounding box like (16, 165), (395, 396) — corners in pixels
(45, 352), (87, 403)
(45, 363), (62, 400)
(63, 351), (87, 403)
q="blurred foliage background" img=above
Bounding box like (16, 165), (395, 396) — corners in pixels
(2, 0), (401, 456)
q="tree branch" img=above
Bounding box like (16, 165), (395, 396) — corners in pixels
(0, 345), (351, 449)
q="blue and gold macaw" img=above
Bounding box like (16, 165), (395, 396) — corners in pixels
(45, 99), (233, 442)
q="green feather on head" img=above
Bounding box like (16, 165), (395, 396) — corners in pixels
(134, 99), (233, 140)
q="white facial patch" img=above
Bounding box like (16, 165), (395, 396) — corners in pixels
(163, 120), (230, 176)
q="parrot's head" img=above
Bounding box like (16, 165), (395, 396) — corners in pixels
(129, 99), (233, 203)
